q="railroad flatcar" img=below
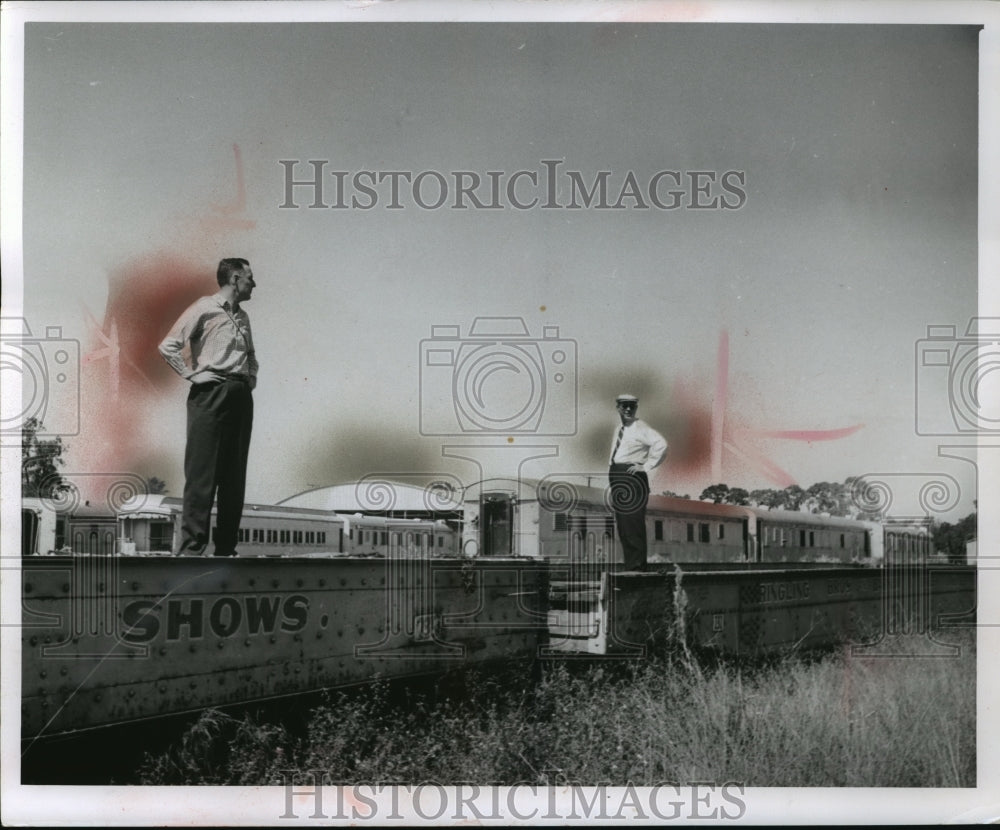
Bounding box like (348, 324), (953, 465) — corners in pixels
(116, 495), (458, 557)
(18, 477), (975, 744)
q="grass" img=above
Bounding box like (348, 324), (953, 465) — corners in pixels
(136, 630), (975, 787)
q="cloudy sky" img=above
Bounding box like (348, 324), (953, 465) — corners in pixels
(9, 9), (987, 520)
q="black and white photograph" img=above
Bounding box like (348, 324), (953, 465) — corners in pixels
(2, 0), (998, 824)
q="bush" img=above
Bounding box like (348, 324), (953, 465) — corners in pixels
(138, 631), (975, 787)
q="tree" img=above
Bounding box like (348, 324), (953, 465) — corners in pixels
(932, 512), (977, 563)
(780, 485), (806, 511)
(661, 490), (691, 499)
(21, 417), (69, 498)
(749, 488), (784, 509)
(146, 477), (169, 494)
(804, 481), (849, 516)
(699, 483), (730, 504)
(726, 487), (750, 506)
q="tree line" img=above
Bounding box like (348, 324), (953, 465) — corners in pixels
(662, 479), (977, 560)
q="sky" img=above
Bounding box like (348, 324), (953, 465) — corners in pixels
(9, 13), (986, 521)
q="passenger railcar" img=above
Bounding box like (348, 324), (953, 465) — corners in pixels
(116, 495), (458, 557)
(21, 497), (116, 557)
(741, 507), (871, 564)
(462, 477), (878, 567)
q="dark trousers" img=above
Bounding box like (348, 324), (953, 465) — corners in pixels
(609, 464), (650, 570)
(179, 379), (253, 555)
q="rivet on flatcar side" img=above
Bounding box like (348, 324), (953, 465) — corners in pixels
(296, 579), (304, 588)
(340, 578), (347, 587)
(61, 584), (70, 593)
(132, 582), (139, 591)
(29, 637), (38, 646)
(39, 670), (47, 679)
(43, 636), (51, 644)
(128, 689), (135, 698)
(60, 667), (68, 676)
(218, 641), (225, 649)
(249, 578), (256, 587)
(270, 635), (277, 644)
(319, 578), (326, 587)
(190, 681), (197, 689)
(357, 627), (364, 635)
(337, 630), (343, 637)
(272, 579), (280, 588)
(316, 631), (323, 639)
(24, 584), (32, 594)
(360, 578), (367, 586)
(189, 644), (197, 653)
(221, 582), (228, 590)
(294, 634), (302, 642)
(244, 638), (251, 647)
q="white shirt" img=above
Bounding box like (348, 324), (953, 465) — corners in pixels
(610, 419), (668, 474)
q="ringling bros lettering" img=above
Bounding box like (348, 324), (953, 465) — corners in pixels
(122, 594), (309, 643)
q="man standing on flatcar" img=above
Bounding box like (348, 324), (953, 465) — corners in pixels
(609, 393), (667, 571)
(159, 258), (258, 557)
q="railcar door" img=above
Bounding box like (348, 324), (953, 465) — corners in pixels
(481, 493), (514, 557)
(22, 508), (39, 556)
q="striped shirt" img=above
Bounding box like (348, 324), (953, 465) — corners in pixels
(159, 292), (258, 386)
(610, 419), (668, 474)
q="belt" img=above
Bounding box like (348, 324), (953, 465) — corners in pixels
(220, 373), (251, 384)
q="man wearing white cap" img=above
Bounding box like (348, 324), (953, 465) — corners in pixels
(609, 393), (668, 570)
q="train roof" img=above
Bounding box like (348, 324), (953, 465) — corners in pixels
(742, 506), (868, 529)
(465, 477), (750, 519)
(117, 495), (348, 522)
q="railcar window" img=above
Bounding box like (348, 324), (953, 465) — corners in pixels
(306, 531), (315, 544)
(840, 533), (845, 548)
(799, 530), (806, 547)
(718, 523), (725, 540)
(319, 531), (326, 544)
(150, 521), (173, 551)
(699, 523), (710, 543)
(382, 532), (388, 545)
(809, 531), (815, 547)
(280, 530), (290, 544)
(252, 528), (262, 543)
(293, 530), (303, 544)
(687, 523), (695, 542)
(654, 520), (663, 541)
